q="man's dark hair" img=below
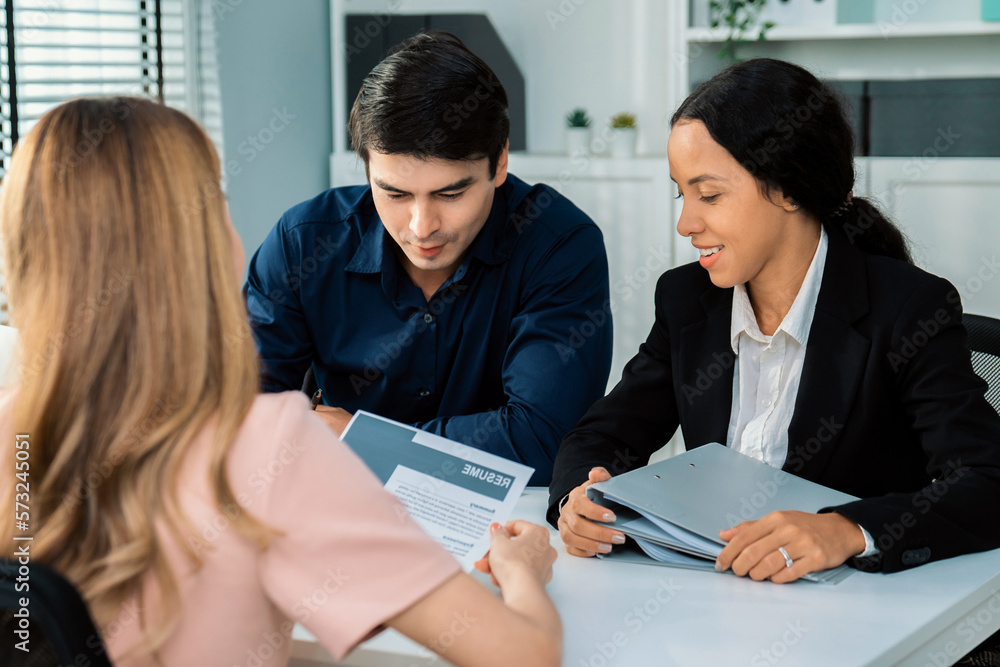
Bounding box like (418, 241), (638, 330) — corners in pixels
(348, 30), (510, 178)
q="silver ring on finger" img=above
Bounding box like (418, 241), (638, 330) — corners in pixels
(777, 546), (793, 568)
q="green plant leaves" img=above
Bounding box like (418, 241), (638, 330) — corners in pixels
(707, 0), (776, 63)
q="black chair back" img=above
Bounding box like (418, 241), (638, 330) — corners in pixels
(302, 363), (319, 398)
(0, 558), (113, 666)
(966, 313), (1000, 415)
(958, 313), (1000, 664)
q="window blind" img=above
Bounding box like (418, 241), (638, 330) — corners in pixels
(0, 0), (223, 323)
(0, 0), (224, 180)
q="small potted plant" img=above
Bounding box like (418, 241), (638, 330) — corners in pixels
(610, 112), (638, 159)
(565, 107), (591, 156)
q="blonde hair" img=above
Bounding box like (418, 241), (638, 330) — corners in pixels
(0, 97), (269, 657)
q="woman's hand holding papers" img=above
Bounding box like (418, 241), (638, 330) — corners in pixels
(715, 510), (867, 583)
(392, 520), (562, 666)
(474, 520), (557, 588)
(557, 467), (627, 557)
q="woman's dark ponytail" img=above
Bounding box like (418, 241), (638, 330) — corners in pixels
(671, 58), (912, 264)
(830, 197), (912, 264)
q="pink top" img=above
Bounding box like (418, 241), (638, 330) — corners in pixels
(5, 392), (461, 666)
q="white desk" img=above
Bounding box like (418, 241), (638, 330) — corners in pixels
(291, 488), (1000, 667)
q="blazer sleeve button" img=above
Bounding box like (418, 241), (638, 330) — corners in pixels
(901, 547), (931, 565)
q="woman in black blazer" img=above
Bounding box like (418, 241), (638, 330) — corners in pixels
(550, 58), (1000, 582)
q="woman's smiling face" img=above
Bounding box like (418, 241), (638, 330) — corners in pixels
(668, 119), (802, 289)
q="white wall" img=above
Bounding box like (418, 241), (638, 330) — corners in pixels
(216, 0), (333, 264)
(504, 0), (671, 156)
(864, 158), (1000, 320)
(334, 0), (673, 157)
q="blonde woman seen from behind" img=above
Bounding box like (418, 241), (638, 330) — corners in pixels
(0, 97), (560, 667)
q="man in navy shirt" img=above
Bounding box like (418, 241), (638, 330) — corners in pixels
(244, 31), (611, 484)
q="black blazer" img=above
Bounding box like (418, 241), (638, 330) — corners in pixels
(548, 228), (1000, 573)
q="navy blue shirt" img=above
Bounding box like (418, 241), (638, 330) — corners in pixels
(244, 174), (612, 484)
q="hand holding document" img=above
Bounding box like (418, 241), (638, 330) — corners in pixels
(340, 411), (534, 571)
(586, 444), (858, 584)
(473, 520), (557, 588)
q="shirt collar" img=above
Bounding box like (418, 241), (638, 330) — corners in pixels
(466, 178), (514, 266)
(344, 216), (386, 274)
(730, 226), (829, 353)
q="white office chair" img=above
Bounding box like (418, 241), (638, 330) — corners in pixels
(0, 325), (19, 388)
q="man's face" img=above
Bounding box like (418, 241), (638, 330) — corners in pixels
(368, 147), (508, 282)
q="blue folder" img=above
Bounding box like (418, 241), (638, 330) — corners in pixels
(586, 443), (857, 584)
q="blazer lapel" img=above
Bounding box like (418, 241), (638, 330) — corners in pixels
(677, 286), (735, 449)
(785, 230), (871, 479)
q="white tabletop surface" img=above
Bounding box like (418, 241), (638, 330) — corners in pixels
(292, 487), (1000, 667)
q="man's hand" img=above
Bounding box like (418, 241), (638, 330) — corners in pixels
(314, 406), (353, 437)
(715, 510), (867, 584)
